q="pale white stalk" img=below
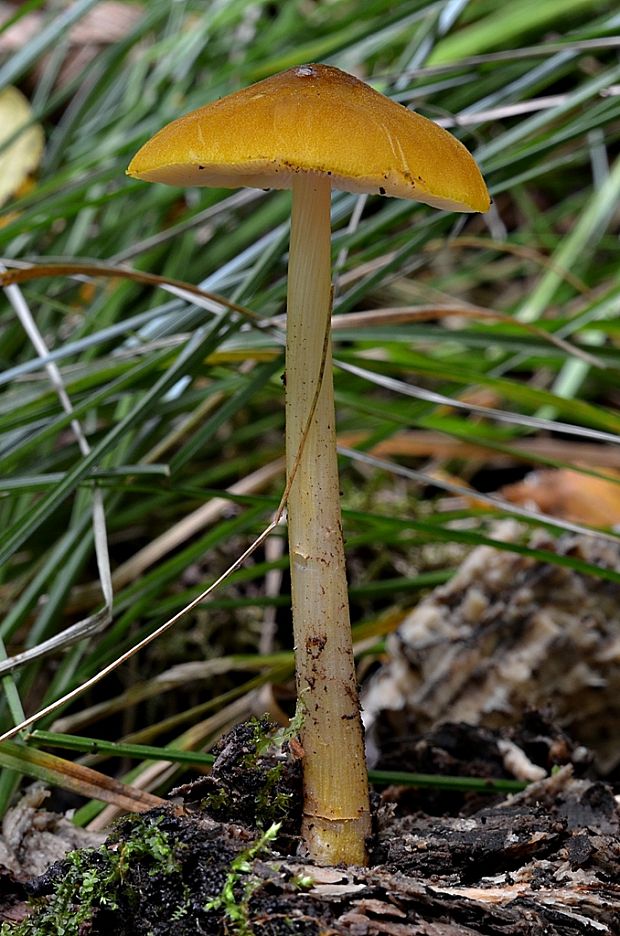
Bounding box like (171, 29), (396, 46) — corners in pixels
(286, 174), (370, 866)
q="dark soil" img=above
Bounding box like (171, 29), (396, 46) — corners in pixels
(2, 717), (619, 935)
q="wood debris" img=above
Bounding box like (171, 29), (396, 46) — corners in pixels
(363, 522), (620, 772)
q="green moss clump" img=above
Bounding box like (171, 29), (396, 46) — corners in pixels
(2, 807), (320, 935)
(2, 814), (182, 936)
(197, 716), (302, 834)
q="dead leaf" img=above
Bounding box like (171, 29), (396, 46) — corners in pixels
(0, 2), (143, 50)
(0, 86), (44, 208)
(0, 3), (144, 90)
(501, 467), (620, 526)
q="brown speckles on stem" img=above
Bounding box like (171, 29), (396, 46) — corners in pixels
(306, 634), (327, 659)
(344, 683), (361, 707)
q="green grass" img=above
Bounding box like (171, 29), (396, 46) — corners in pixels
(1, 0), (620, 818)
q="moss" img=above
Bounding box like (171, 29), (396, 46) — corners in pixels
(2, 813), (181, 936)
(1, 718), (310, 935)
(182, 716), (302, 837)
(3, 807), (321, 935)
(204, 823), (280, 936)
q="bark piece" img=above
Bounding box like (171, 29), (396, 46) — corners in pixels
(0, 784), (104, 881)
(364, 523), (620, 772)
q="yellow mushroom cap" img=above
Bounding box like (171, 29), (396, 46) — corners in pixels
(127, 64), (489, 213)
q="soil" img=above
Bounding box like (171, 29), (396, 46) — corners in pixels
(2, 529), (620, 934)
(2, 716), (619, 935)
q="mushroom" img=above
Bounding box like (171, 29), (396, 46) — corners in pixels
(127, 63), (489, 866)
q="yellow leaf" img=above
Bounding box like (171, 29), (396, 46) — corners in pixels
(0, 86), (44, 208)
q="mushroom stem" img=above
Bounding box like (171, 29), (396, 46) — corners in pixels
(286, 174), (371, 866)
